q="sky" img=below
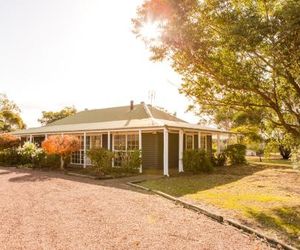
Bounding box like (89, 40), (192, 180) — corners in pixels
(0, 0), (199, 128)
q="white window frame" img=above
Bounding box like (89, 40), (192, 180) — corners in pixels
(185, 133), (194, 150)
(112, 132), (139, 167)
(71, 134), (103, 165)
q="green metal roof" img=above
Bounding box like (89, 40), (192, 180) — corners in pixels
(47, 104), (186, 126)
(12, 103), (231, 135)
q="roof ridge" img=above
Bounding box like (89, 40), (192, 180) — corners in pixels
(142, 103), (164, 126)
(78, 103), (144, 113)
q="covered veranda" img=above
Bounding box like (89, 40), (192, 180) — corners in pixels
(16, 124), (235, 176)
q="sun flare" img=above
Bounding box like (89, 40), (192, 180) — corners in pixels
(140, 21), (161, 40)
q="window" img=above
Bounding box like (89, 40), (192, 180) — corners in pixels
(90, 135), (102, 149)
(71, 151), (82, 165)
(71, 134), (103, 165)
(71, 136), (84, 164)
(186, 134), (194, 150)
(113, 133), (139, 167)
(127, 134), (139, 150)
(114, 134), (126, 151)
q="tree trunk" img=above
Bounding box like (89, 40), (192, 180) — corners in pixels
(279, 145), (291, 160)
(60, 156), (64, 170)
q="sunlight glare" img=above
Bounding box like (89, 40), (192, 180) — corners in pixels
(140, 21), (161, 41)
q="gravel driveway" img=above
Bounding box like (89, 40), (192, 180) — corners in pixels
(0, 168), (271, 250)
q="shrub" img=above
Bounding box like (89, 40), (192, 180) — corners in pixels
(40, 154), (61, 169)
(0, 133), (20, 150)
(42, 135), (80, 170)
(87, 148), (114, 175)
(211, 152), (227, 167)
(119, 150), (141, 173)
(225, 144), (247, 165)
(183, 149), (213, 173)
(0, 148), (22, 165)
(17, 142), (45, 167)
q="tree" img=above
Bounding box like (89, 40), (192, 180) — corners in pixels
(0, 133), (20, 150)
(0, 94), (25, 132)
(133, 0), (300, 137)
(264, 128), (296, 160)
(42, 135), (80, 170)
(38, 106), (77, 125)
(214, 108), (296, 160)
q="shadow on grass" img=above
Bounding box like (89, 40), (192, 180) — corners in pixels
(141, 164), (289, 197)
(247, 206), (300, 247)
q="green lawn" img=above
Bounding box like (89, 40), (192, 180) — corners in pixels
(141, 165), (300, 247)
(247, 156), (293, 166)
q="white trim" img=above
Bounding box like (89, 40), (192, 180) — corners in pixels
(14, 126), (232, 137)
(179, 129), (184, 172)
(111, 133), (114, 167)
(138, 129), (142, 173)
(29, 135), (33, 143)
(107, 131), (111, 150)
(163, 127), (169, 176)
(83, 132), (87, 168)
(198, 131), (201, 149)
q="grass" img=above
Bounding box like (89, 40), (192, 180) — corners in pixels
(141, 164), (300, 247)
(247, 156), (292, 166)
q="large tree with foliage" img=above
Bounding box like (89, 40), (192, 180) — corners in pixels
(133, 0), (300, 137)
(38, 106), (77, 125)
(0, 94), (25, 132)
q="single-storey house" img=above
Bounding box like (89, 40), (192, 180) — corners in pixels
(13, 101), (232, 175)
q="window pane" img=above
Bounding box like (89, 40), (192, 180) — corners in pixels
(114, 134), (126, 151)
(127, 134), (139, 150)
(186, 135), (193, 149)
(86, 136), (91, 150)
(90, 135), (101, 149)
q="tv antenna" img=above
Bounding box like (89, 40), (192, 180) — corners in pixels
(148, 90), (156, 106)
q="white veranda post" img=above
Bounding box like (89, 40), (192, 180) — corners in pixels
(178, 129), (184, 172)
(107, 131), (111, 150)
(83, 132), (87, 168)
(198, 131), (201, 149)
(163, 127), (169, 176)
(139, 130), (142, 173)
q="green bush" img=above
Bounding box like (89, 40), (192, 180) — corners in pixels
(119, 150), (141, 173)
(87, 148), (114, 175)
(40, 154), (61, 169)
(17, 142), (45, 167)
(0, 148), (22, 166)
(211, 152), (227, 167)
(225, 144), (247, 165)
(183, 149), (213, 173)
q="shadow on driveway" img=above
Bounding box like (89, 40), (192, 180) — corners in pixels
(0, 166), (160, 193)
